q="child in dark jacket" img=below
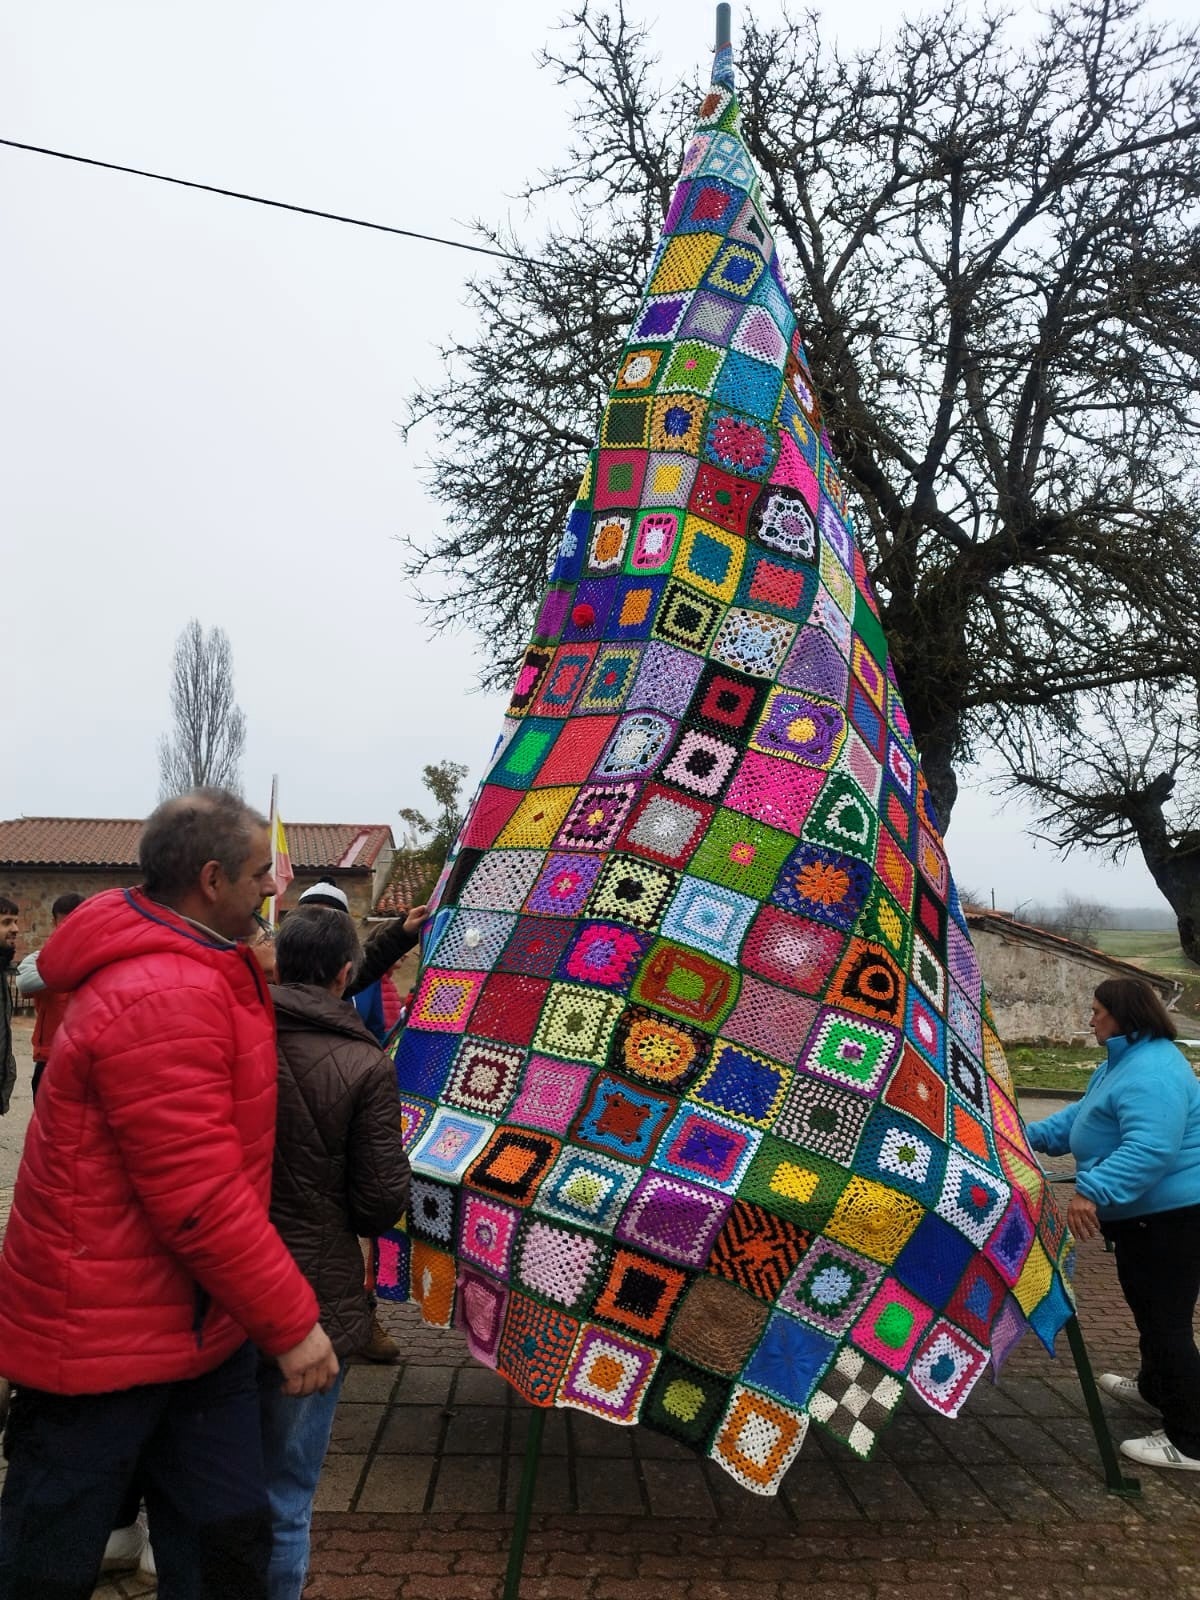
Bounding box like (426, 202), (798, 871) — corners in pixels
(264, 907), (411, 1600)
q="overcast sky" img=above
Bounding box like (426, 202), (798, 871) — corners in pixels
(0, 0), (1186, 912)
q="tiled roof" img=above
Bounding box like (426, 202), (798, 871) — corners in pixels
(0, 817), (393, 871)
(0, 817), (142, 868)
(288, 825), (393, 871)
(965, 911), (1182, 997)
(374, 851), (442, 915)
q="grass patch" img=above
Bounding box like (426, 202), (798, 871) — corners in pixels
(1007, 1040), (1200, 1095)
(1093, 929), (1200, 1019)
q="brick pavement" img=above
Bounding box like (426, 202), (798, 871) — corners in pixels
(86, 1232), (1200, 1600)
(0, 1040), (1171, 1600)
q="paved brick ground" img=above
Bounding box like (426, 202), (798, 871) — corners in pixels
(84, 1230), (1200, 1600)
(0, 1027), (1184, 1599)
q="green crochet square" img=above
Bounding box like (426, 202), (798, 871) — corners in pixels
(739, 1133), (850, 1231)
(689, 809), (795, 900)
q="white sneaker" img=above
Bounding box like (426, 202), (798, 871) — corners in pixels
(139, 1540), (156, 1578)
(1098, 1372), (1158, 1412)
(100, 1520), (147, 1572)
(1119, 1429), (1200, 1472)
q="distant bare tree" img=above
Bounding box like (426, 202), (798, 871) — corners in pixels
(157, 620), (247, 800)
(1008, 680), (1200, 962)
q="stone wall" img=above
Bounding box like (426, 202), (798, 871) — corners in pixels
(0, 869), (141, 964)
(3, 865), (387, 961)
(973, 924), (1168, 1044)
(279, 870), (376, 926)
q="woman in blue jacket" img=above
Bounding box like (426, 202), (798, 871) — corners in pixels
(1026, 976), (1200, 1472)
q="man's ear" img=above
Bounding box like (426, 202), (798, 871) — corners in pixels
(198, 860), (223, 904)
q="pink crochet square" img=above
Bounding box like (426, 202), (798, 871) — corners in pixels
(724, 751), (824, 833)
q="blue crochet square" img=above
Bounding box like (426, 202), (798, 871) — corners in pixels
(573, 1075), (674, 1162)
(893, 1212), (976, 1310)
(394, 1030), (458, 1101)
(694, 1042), (788, 1127)
(711, 350), (783, 417)
(743, 1312), (836, 1407)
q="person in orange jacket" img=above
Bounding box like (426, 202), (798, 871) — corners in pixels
(15, 891), (85, 1098)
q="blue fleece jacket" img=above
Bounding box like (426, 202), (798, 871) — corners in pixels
(1025, 1033), (1200, 1220)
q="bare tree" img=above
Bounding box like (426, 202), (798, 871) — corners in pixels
(157, 620), (247, 799)
(1007, 680), (1200, 961)
(402, 0), (1200, 853)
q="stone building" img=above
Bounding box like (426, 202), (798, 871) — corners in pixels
(966, 910), (1181, 1044)
(0, 815), (397, 961)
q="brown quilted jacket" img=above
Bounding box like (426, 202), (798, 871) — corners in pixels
(269, 984), (411, 1359)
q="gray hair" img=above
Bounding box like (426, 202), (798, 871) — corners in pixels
(276, 906), (361, 988)
(140, 788), (268, 898)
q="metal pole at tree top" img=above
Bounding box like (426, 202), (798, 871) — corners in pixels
(716, 3), (731, 51)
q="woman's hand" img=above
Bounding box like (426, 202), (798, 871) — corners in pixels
(402, 903), (429, 938)
(1066, 1192), (1101, 1241)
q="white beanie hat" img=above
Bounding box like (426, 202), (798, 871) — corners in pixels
(297, 880), (350, 913)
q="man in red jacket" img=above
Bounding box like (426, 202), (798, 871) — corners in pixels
(0, 787), (338, 1600)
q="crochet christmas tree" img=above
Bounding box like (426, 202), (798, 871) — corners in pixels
(380, 21), (1075, 1493)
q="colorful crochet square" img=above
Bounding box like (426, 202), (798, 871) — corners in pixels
(389, 26), (1074, 1493)
(560, 1325), (659, 1422)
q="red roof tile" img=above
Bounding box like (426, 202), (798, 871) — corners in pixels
(0, 817), (393, 871)
(374, 851), (442, 915)
(0, 817), (142, 867)
(288, 825), (393, 871)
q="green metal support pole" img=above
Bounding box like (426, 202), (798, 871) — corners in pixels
(716, 3), (731, 50)
(502, 1406), (547, 1600)
(1063, 1313), (1141, 1496)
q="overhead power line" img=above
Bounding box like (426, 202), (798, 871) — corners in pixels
(0, 136), (544, 266)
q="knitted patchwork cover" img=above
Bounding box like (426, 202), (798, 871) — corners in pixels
(379, 31), (1075, 1492)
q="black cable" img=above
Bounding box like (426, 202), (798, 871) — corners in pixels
(0, 136), (546, 267)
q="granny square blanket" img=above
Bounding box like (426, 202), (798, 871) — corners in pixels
(379, 34), (1075, 1493)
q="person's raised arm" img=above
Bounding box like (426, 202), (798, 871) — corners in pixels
(346, 904), (427, 997)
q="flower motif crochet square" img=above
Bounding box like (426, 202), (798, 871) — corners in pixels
(710, 607), (795, 677)
(562, 922), (648, 987)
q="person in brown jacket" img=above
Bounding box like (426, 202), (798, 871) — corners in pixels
(262, 906), (411, 1600)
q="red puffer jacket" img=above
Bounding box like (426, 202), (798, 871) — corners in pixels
(0, 887), (319, 1394)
